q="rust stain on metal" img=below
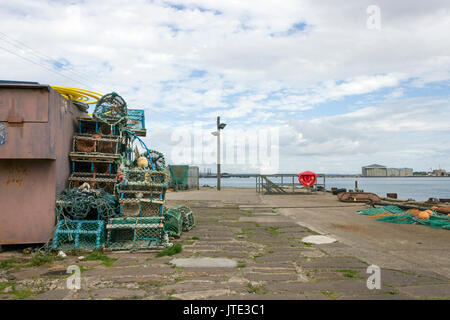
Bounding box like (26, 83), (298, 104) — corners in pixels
(2, 161), (28, 188)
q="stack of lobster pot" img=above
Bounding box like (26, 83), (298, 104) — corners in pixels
(52, 117), (127, 251)
(105, 168), (171, 250)
(68, 117), (127, 193)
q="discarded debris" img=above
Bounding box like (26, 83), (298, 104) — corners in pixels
(337, 192), (380, 203)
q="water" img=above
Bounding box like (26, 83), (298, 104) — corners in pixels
(199, 177), (450, 201)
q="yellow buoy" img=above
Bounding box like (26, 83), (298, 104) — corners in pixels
(137, 156), (148, 168)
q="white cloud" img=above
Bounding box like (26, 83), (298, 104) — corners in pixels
(0, 1), (449, 172)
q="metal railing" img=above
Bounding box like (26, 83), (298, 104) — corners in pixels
(256, 174), (325, 194)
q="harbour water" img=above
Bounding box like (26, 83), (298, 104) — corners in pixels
(199, 177), (450, 202)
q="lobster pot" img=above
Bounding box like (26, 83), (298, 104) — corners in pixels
(141, 200), (164, 216)
(68, 173), (117, 193)
(125, 109), (146, 136)
(56, 200), (100, 221)
(106, 217), (167, 250)
(73, 135), (121, 155)
(71, 159), (118, 174)
(52, 220), (105, 250)
(176, 205), (196, 231)
(77, 118), (121, 137)
(123, 169), (168, 184)
(117, 183), (166, 201)
(120, 200), (141, 217)
(145, 170), (168, 184)
(163, 208), (183, 238)
(56, 188), (119, 221)
(119, 199), (164, 217)
(124, 169), (146, 182)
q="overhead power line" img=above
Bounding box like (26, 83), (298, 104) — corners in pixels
(0, 45), (97, 89)
(0, 31), (109, 92)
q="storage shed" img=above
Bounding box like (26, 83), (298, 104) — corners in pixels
(0, 83), (86, 246)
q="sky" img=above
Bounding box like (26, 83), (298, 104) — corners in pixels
(0, 0), (449, 174)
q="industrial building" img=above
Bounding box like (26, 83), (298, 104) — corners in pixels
(362, 164), (413, 177)
(362, 164), (387, 176)
(387, 168), (413, 176)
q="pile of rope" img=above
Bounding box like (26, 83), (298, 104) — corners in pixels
(57, 184), (118, 221)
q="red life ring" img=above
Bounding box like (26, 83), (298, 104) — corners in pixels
(297, 171), (317, 187)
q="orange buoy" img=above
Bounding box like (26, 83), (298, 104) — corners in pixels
(407, 209), (421, 217)
(418, 211), (430, 220)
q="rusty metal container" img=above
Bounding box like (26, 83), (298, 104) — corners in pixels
(0, 83), (86, 245)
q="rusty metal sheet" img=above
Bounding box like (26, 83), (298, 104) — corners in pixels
(0, 85), (86, 244)
(0, 86), (54, 159)
(0, 159), (56, 244)
(0, 87), (49, 122)
(0, 122), (54, 159)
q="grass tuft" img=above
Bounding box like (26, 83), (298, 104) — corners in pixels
(156, 244), (183, 257)
(337, 269), (363, 279)
(81, 250), (117, 267)
(27, 253), (58, 267)
(0, 258), (19, 270)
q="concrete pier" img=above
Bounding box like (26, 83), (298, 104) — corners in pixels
(0, 188), (448, 300)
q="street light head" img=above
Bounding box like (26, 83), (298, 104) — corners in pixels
(211, 131), (218, 136)
(219, 123), (227, 130)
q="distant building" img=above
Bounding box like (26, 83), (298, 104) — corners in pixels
(362, 164), (387, 176)
(432, 169), (447, 176)
(387, 168), (413, 176)
(362, 164), (413, 177)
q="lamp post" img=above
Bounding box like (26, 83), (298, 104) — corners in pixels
(212, 116), (226, 191)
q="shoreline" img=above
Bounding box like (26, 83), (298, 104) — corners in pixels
(192, 186), (450, 207)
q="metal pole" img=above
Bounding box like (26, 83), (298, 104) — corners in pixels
(217, 116), (221, 191)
